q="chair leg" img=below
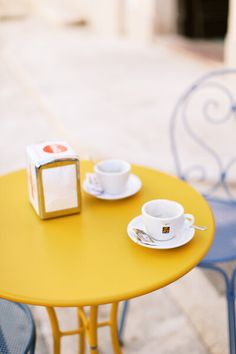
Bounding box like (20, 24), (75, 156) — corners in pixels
(226, 290), (236, 354)
(118, 301), (129, 346)
(29, 327), (36, 354)
(199, 263), (235, 354)
(231, 267), (236, 354)
(0, 327), (9, 353)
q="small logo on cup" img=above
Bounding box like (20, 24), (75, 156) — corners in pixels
(162, 226), (170, 234)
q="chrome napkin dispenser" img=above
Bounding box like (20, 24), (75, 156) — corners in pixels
(26, 141), (81, 219)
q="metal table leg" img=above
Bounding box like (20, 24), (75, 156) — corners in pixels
(46, 303), (123, 354)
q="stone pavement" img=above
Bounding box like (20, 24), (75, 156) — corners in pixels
(0, 16), (230, 354)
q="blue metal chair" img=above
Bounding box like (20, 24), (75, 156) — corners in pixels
(119, 69), (236, 354)
(0, 299), (36, 354)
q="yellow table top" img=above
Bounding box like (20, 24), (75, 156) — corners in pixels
(0, 161), (214, 307)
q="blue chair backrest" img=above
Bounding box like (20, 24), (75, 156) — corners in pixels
(170, 68), (236, 203)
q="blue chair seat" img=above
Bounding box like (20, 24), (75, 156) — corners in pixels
(0, 300), (36, 354)
(200, 197), (236, 264)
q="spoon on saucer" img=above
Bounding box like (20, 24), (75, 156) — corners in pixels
(133, 224), (207, 245)
(132, 228), (156, 244)
(86, 173), (104, 195)
(191, 225), (208, 231)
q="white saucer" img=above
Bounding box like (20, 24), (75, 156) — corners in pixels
(83, 174), (142, 200)
(127, 215), (195, 249)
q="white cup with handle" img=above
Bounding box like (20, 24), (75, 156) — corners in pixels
(142, 199), (194, 241)
(94, 159), (131, 195)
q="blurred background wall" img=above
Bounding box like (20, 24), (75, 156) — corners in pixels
(1, 0), (234, 65)
(0, 0), (234, 53)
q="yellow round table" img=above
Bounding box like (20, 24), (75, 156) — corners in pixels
(0, 161), (214, 354)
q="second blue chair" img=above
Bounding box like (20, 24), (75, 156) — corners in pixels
(119, 69), (236, 354)
(0, 299), (36, 354)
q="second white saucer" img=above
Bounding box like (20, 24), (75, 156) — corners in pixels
(83, 174), (142, 200)
(127, 215), (195, 249)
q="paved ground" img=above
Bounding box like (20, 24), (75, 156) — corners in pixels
(0, 15), (233, 354)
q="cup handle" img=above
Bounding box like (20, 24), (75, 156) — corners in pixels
(184, 213), (195, 226)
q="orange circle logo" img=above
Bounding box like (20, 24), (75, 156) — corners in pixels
(43, 144), (68, 153)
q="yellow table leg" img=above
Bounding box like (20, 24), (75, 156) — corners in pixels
(46, 307), (61, 354)
(88, 306), (99, 354)
(110, 303), (122, 354)
(46, 303), (122, 354)
(77, 307), (85, 354)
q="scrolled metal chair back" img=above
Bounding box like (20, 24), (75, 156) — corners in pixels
(170, 69), (236, 202)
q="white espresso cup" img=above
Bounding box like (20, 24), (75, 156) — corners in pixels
(94, 159), (131, 195)
(142, 199), (194, 241)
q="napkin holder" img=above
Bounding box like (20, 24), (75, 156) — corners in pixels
(26, 141), (81, 219)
